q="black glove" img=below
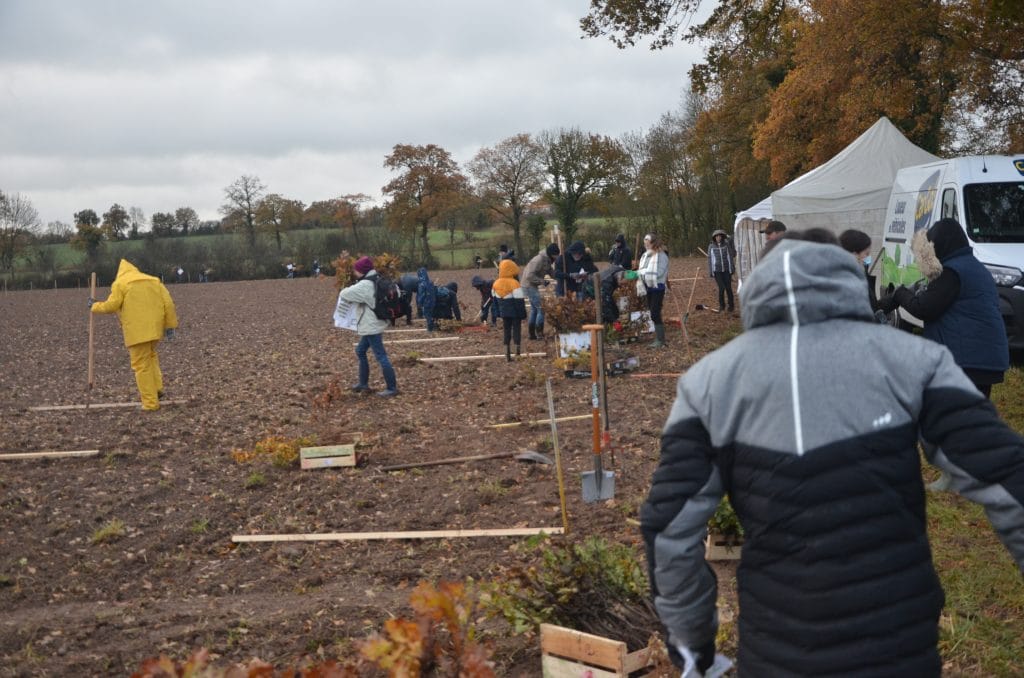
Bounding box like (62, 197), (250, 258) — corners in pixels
(877, 293), (898, 313)
(892, 285), (915, 307)
(88, 297), (95, 307)
(164, 328), (176, 340)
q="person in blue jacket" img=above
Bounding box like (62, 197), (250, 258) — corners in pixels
(416, 267), (436, 331)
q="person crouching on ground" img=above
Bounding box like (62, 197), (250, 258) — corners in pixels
(90, 259), (178, 411)
(340, 256), (398, 397)
(492, 259), (527, 361)
(521, 242), (559, 339)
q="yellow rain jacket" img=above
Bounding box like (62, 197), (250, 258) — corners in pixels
(92, 259), (178, 347)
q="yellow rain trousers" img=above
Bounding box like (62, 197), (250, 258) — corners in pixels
(92, 259), (178, 410)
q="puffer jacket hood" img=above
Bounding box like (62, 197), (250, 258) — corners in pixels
(711, 229), (727, 239)
(928, 217), (970, 260)
(740, 240), (873, 331)
(492, 259), (521, 298)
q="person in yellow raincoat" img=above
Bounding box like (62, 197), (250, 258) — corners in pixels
(90, 259), (178, 411)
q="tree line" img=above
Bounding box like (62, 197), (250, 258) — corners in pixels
(5, 0), (1019, 287)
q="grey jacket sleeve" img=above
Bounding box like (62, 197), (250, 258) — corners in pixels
(640, 376), (722, 652)
(919, 348), (1024, 571)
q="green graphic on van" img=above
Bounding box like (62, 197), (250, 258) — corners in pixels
(881, 244), (924, 288)
(913, 170), (941, 232)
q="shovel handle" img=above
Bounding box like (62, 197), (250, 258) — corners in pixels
(583, 324), (603, 458)
(87, 272), (96, 390)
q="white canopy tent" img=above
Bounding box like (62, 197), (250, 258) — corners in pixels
(733, 117), (940, 283)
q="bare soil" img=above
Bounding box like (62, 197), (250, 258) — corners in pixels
(0, 258), (741, 676)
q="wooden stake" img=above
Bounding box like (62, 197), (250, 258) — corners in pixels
(488, 414), (590, 429)
(546, 378), (570, 534)
(87, 272), (96, 395)
(381, 450), (522, 471)
(420, 352), (546, 363)
(627, 372), (683, 379)
(0, 450), (100, 461)
(29, 400), (187, 412)
(232, 526), (565, 543)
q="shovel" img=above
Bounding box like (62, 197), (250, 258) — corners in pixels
(581, 323), (614, 502)
(86, 271), (96, 408)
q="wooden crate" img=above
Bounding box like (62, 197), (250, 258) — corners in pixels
(540, 623), (653, 677)
(705, 534), (743, 561)
(299, 434), (363, 470)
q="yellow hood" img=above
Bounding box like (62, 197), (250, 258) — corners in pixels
(492, 259), (521, 297)
(91, 259), (177, 346)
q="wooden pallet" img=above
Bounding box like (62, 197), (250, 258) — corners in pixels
(299, 433), (363, 470)
(540, 624), (653, 677)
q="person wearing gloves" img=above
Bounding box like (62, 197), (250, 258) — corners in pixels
(339, 256), (398, 398)
(599, 264), (631, 325)
(637, 232), (670, 347)
(553, 240), (597, 300)
(491, 259), (528, 361)
(416, 267), (437, 332)
(89, 259), (178, 411)
(643, 235), (1024, 677)
(608, 233), (633, 269)
(879, 218), (1009, 398)
(707, 229), (736, 313)
(431, 281), (462, 322)
(520, 242), (559, 339)
(471, 275), (498, 326)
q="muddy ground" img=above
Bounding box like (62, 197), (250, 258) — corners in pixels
(0, 258), (742, 676)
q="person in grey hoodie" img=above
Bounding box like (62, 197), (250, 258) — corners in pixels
(338, 256), (398, 397)
(642, 237), (1024, 677)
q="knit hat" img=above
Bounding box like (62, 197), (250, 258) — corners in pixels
(761, 220), (787, 235)
(614, 233), (626, 244)
(353, 256), (374, 275)
(545, 243), (560, 258)
(839, 229), (871, 254)
(568, 240), (586, 256)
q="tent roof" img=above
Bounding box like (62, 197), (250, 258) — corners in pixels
(771, 117), (940, 217)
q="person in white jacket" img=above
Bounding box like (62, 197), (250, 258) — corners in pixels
(637, 232), (670, 347)
(338, 256), (398, 397)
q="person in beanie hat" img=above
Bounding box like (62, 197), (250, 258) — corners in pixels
(553, 240), (597, 299)
(492, 259), (527, 360)
(338, 256), (398, 397)
(520, 242), (559, 339)
(707, 229), (736, 312)
(760, 219), (787, 242)
(609, 233), (633, 269)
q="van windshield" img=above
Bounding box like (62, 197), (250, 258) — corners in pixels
(964, 181), (1024, 243)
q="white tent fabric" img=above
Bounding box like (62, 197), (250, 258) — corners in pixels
(733, 117), (940, 284)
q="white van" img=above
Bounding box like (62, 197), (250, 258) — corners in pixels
(879, 155), (1024, 350)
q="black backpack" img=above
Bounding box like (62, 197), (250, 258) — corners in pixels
(372, 276), (403, 321)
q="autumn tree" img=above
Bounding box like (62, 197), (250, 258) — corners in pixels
(100, 203), (130, 240)
(538, 128), (627, 242)
(0, 191), (41, 272)
(382, 144), (468, 266)
(150, 212), (176, 238)
(174, 207), (200, 237)
(468, 133), (546, 257)
(221, 175), (266, 246)
(255, 194), (305, 251)
(70, 209), (104, 262)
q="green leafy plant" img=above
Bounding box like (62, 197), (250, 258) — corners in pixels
(708, 497), (743, 540)
(244, 471), (266, 489)
(485, 536), (656, 650)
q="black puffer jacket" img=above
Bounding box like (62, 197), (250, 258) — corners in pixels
(642, 240), (1024, 676)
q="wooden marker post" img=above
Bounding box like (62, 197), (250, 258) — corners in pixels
(87, 272), (96, 401)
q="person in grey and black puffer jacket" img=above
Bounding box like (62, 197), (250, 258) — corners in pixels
(707, 229), (736, 312)
(643, 237), (1024, 677)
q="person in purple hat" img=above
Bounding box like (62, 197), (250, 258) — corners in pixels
(338, 256), (399, 397)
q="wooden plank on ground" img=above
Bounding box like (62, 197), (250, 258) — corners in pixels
(300, 455), (356, 470)
(372, 337), (460, 345)
(542, 654), (619, 678)
(0, 450), (100, 461)
(540, 624), (626, 672)
(421, 352), (546, 363)
(232, 526), (564, 543)
(300, 444), (355, 460)
(28, 400), (187, 412)
(488, 414), (590, 429)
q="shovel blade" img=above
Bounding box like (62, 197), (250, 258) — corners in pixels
(581, 470), (615, 503)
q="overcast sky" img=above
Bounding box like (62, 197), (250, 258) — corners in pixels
(0, 1), (703, 228)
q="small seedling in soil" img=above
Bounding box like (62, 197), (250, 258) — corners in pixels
(190, 518), (209, 534)
(245, 472), (266, 489)
(91, 519), (126, 544)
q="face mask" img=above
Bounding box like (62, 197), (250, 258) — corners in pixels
(863, 256), (872, 267)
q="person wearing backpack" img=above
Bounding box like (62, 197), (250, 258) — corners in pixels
(338, 256), (398, 398)
(492, 259), (527, 361)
